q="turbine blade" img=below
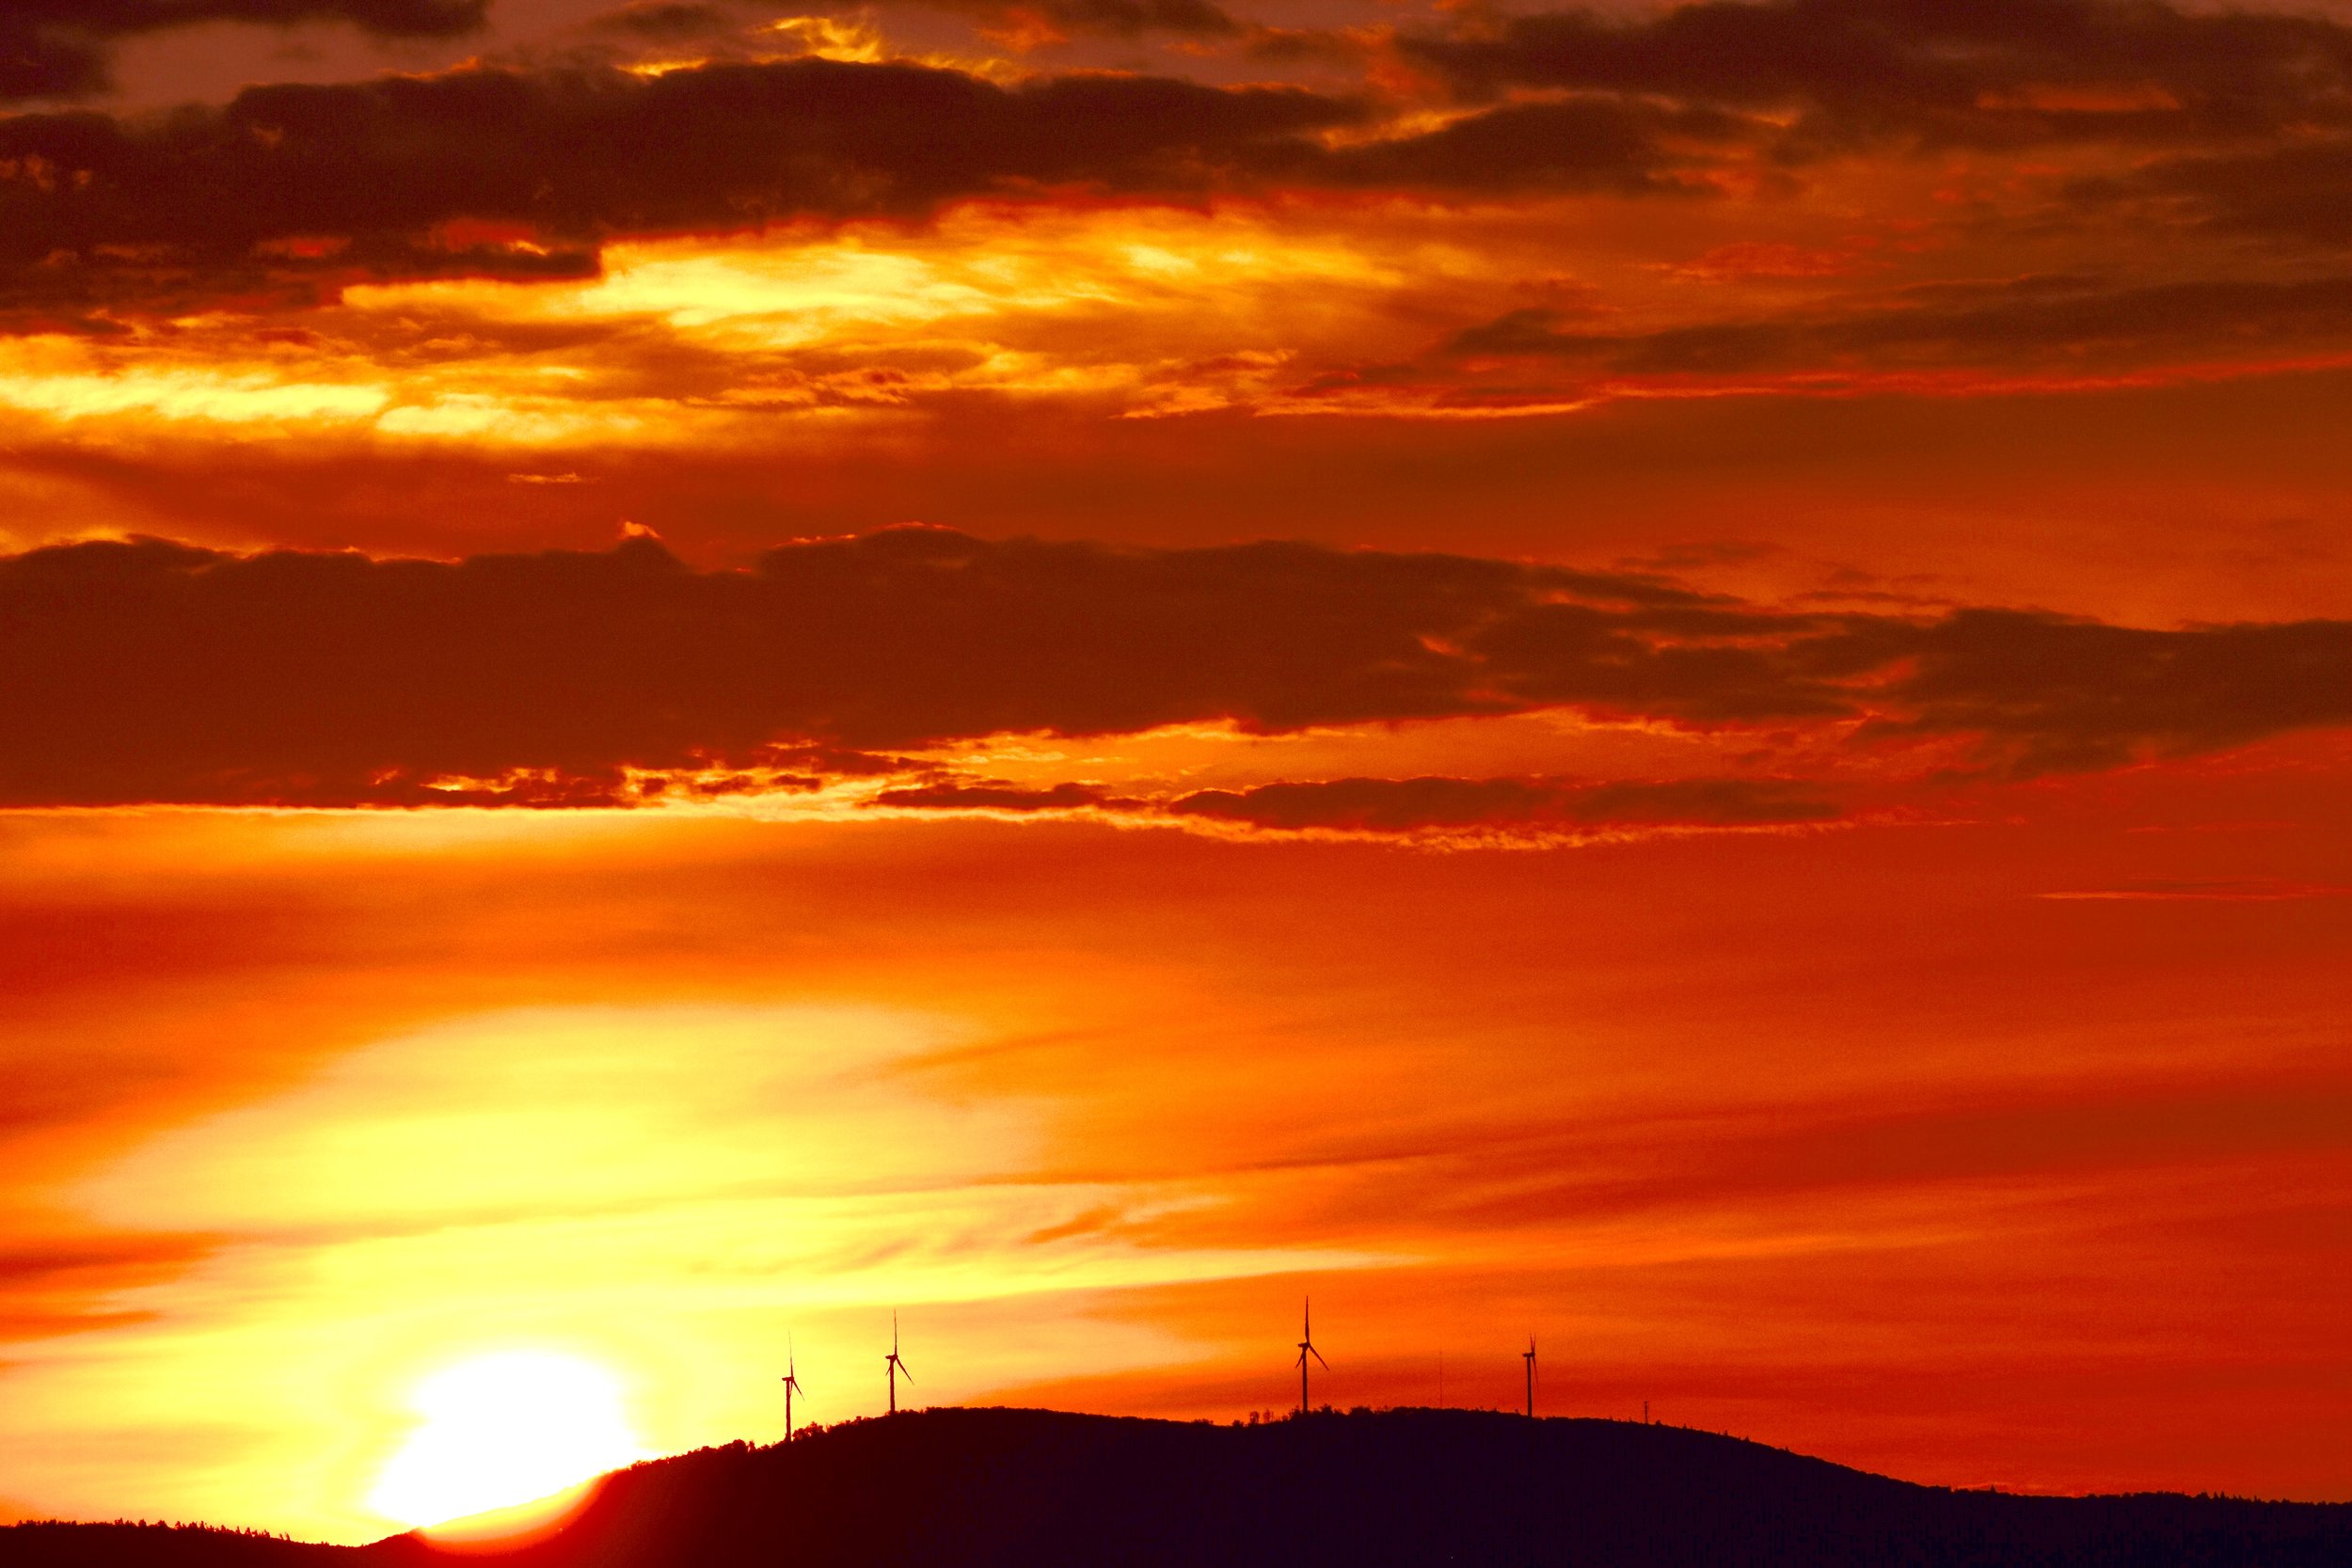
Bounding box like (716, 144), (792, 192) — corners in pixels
(1310, 1346), (1329, 1370)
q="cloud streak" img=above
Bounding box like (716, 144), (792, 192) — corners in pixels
(1444, 276), (2352, 387)
(1161, 775), (1841, 834)
(2074, 141), (2352, 247)
(1401, 0), (2352, 150)
(865, 773), (1842, 843)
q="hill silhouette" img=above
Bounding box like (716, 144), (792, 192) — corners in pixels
(8, 1408), (2350, 1567)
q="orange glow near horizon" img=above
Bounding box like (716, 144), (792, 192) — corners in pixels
(2, 0), (2351, 1542)
(1, 777), (2345, 1535)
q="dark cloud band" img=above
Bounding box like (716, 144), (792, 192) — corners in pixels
(0, 51), (1780, 328)
(1400, 0), (2352, 150)
(864, 774), (1842, 839)
(2, 528), (2345, 808)
(1447, 276), (2352, 379)
(0, 56), (1362, 324)
(1162, 775), (1842, 832)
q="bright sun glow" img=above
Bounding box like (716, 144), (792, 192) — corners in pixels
(368, 1352), (645, 1529)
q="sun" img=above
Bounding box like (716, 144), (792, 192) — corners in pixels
(368, 1351), (646, 1530)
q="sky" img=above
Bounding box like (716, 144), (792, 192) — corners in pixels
(1, 0), (2349, 1544)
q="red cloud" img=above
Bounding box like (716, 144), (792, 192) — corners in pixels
(2, 528), (2344, 807)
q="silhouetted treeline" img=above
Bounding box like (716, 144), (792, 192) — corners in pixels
(11, 1408), (2351, 1567)
(0, 1521), (343, 1567)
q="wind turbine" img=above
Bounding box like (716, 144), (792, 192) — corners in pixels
(884, 1313), (913, 1415)
(1295, 1297), (1327, 1416)
(1522, 1336), (1538, 1418)
(780, 1336), (804, 1444)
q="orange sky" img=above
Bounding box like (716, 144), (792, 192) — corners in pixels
(2, 0), (2350, 1542)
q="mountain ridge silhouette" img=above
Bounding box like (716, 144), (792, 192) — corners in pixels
(8, 1406), (2349, 1566)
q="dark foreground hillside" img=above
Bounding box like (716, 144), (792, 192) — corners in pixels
(10, 1408), (2352, 1568)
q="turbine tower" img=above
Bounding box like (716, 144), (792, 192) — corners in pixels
(1523, 1336), (1538, 1418)
(884, 1312), (914, 1415)
(780, 1337), (804, 1444)
(1295, 1297), (1327, 1416)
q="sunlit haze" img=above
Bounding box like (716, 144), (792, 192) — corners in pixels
(370, 1352), (644, 1528)
(0, 0), (2347, 1544)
